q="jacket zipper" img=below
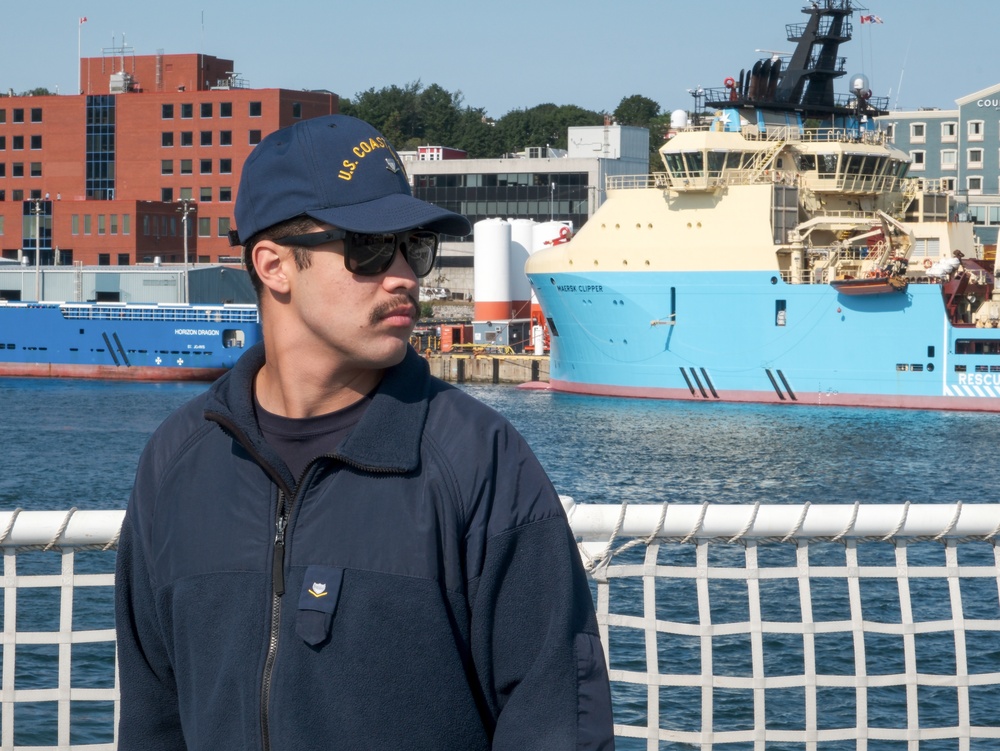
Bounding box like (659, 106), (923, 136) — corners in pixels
(260, 490), (288, 751)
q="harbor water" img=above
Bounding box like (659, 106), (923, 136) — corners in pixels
(3, 377), (999, 747)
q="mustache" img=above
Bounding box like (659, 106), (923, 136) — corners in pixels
(369, 293), (419, 325)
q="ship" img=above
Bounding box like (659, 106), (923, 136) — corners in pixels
(525, 0), (1000, 411)
(0, 300), (260, 380)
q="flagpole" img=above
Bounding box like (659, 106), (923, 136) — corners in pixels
(78, 19), (82, 94)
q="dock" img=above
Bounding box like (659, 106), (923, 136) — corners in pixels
(422, 351), (549, 385)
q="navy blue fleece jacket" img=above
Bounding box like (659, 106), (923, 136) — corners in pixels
(115, 343), (614, 750)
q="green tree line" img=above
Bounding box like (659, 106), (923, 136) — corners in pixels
(340, 83), (671, 170)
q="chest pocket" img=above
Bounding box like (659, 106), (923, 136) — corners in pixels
(296, 565), (344, 646)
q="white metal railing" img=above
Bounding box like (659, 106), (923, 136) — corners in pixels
(4, 503), (1000, 750)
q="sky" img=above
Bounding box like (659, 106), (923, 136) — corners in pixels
(2, 0), (996, 118)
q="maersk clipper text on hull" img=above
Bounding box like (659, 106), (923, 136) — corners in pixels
(0, 301), (260, 380)
(526, 0), (1000, 411)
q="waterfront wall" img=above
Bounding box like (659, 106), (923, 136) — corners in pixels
(423, 353), (548, 385)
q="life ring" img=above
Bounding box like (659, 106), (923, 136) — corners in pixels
(724, 77), (736, 88)
(923, 258), (933, 269)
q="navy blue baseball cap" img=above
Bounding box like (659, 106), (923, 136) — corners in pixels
(231, 114), (471, 244)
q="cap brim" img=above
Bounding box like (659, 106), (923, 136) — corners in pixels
(306, 193), (471, 236)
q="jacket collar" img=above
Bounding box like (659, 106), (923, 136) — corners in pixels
(205, 343), (430, 483)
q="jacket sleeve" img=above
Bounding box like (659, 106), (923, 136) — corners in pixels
(469, 484), (615, 749)
(115, 488), (186, 748)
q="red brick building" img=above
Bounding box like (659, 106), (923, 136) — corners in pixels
(0, 51), (338, 266)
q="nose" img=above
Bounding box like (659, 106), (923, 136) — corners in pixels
(383, 244), (419, 291)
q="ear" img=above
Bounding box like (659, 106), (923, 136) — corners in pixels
(252, 240), (292, 295)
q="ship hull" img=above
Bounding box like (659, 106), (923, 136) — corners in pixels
(529, 269), (1000, 411)
(0, 302), (261, 381)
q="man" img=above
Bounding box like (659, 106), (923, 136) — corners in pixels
(115, 114), (614, 750)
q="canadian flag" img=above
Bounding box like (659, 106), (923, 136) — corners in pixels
(860, 14), (883, 23)
(80, 16), (87, 24)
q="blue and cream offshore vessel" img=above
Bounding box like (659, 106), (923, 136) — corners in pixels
(0, 301), (260, 380)
(526, 0), (1000, 411)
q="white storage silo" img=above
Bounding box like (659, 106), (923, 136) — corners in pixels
(508, 219), (535, 320)
(473, 218), (513, 322)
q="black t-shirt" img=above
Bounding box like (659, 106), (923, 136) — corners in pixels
(256, 393), (373, 483)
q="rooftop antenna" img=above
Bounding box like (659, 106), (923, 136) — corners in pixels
(893, 41), (910, 110)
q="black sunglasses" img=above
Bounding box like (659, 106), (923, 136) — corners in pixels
(272, 229), (439, 278)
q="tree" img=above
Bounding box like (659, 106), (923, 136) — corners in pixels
(494, 104), (603, 155)
(613, 94), (661, 128)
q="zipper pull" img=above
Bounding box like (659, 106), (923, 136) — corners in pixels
(272, 514), (286, 596)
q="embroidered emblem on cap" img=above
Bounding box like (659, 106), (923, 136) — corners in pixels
(385, 157), (399, 174)
(308, 582), (328, 598)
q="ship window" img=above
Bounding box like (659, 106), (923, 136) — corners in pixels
(896, 364), (909, 371)
(817, 154), (838, 174)
(683, 152), (704, 176)
(775, 300), (786, 327)
(663, 153), (684, 174)
(911, 364), (924, 372)
(954, 364), (966, 372)
(546, 317), (559, 337)
(928, 346), (935, 358)
(795, 154), (816, 171)
(707, 151), (726, 174)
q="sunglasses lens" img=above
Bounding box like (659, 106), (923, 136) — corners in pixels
(346, 233), (396, 275)
(403, 232), (438, 277)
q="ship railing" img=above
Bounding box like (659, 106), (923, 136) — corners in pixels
(5, 503), (1000, 750)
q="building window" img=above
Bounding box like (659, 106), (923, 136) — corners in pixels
(941, 177), (956, 192)
(0, 109), (6, 124)
(0, 136), (5, 149)
(162, 132), (174, 147)
(162, 104), (174, 119)
(84, 215), (92, 234)
(201, 102), (213, 118)
(910, 123), (925, 143)
(968, 148), (984, 168)
(111, 215), (118, 235)
(220, 130), (232, 146)
(123, 214), (130, 235)
(218, 217), (231, 237)
(98, 254), (110, 266)
(180, 159), (192, 174)
(884, 123), (895, 140)
(219, 186), (232, 202)
(161, 160), (174, 175)
(200, 131), (212, 146)
(968, 176), (983, 195)
(117, 253), (130, 265)
(30, 108), (42, 123)
(942, 122), (957, 141)
(29, 162), (41, 177)
(12, 163), (23, 177)
(12, 109), (24, 123)
(181, 103), (193, 119)
(969, 120), (984, 141)
(12, 135), (23, 150)
(249, 102), (262, 117)
(198, 217), (211, 237)
(98, 215), (106, 235)
(941, 150), (957, 170)
(179, 187), (193, 200)
(0, 165), (5, 177)
(219, 158), (232, 174)
(11, 190), (23, 201)
(180, 131), (193, 147)
(162, 188), (174, 202)
(200, 159), (212, 174)
(30, 135), (41, 150)
(200, 187), (212, 202)
(292, 102), (302, 118)
(72, 215), (79, 235)
(249, 130), (261, 145)
(909, 151), (925, 171)
(220, 102), (232, 118)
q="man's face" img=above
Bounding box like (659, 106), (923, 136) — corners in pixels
(272, 228), (421, 374)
